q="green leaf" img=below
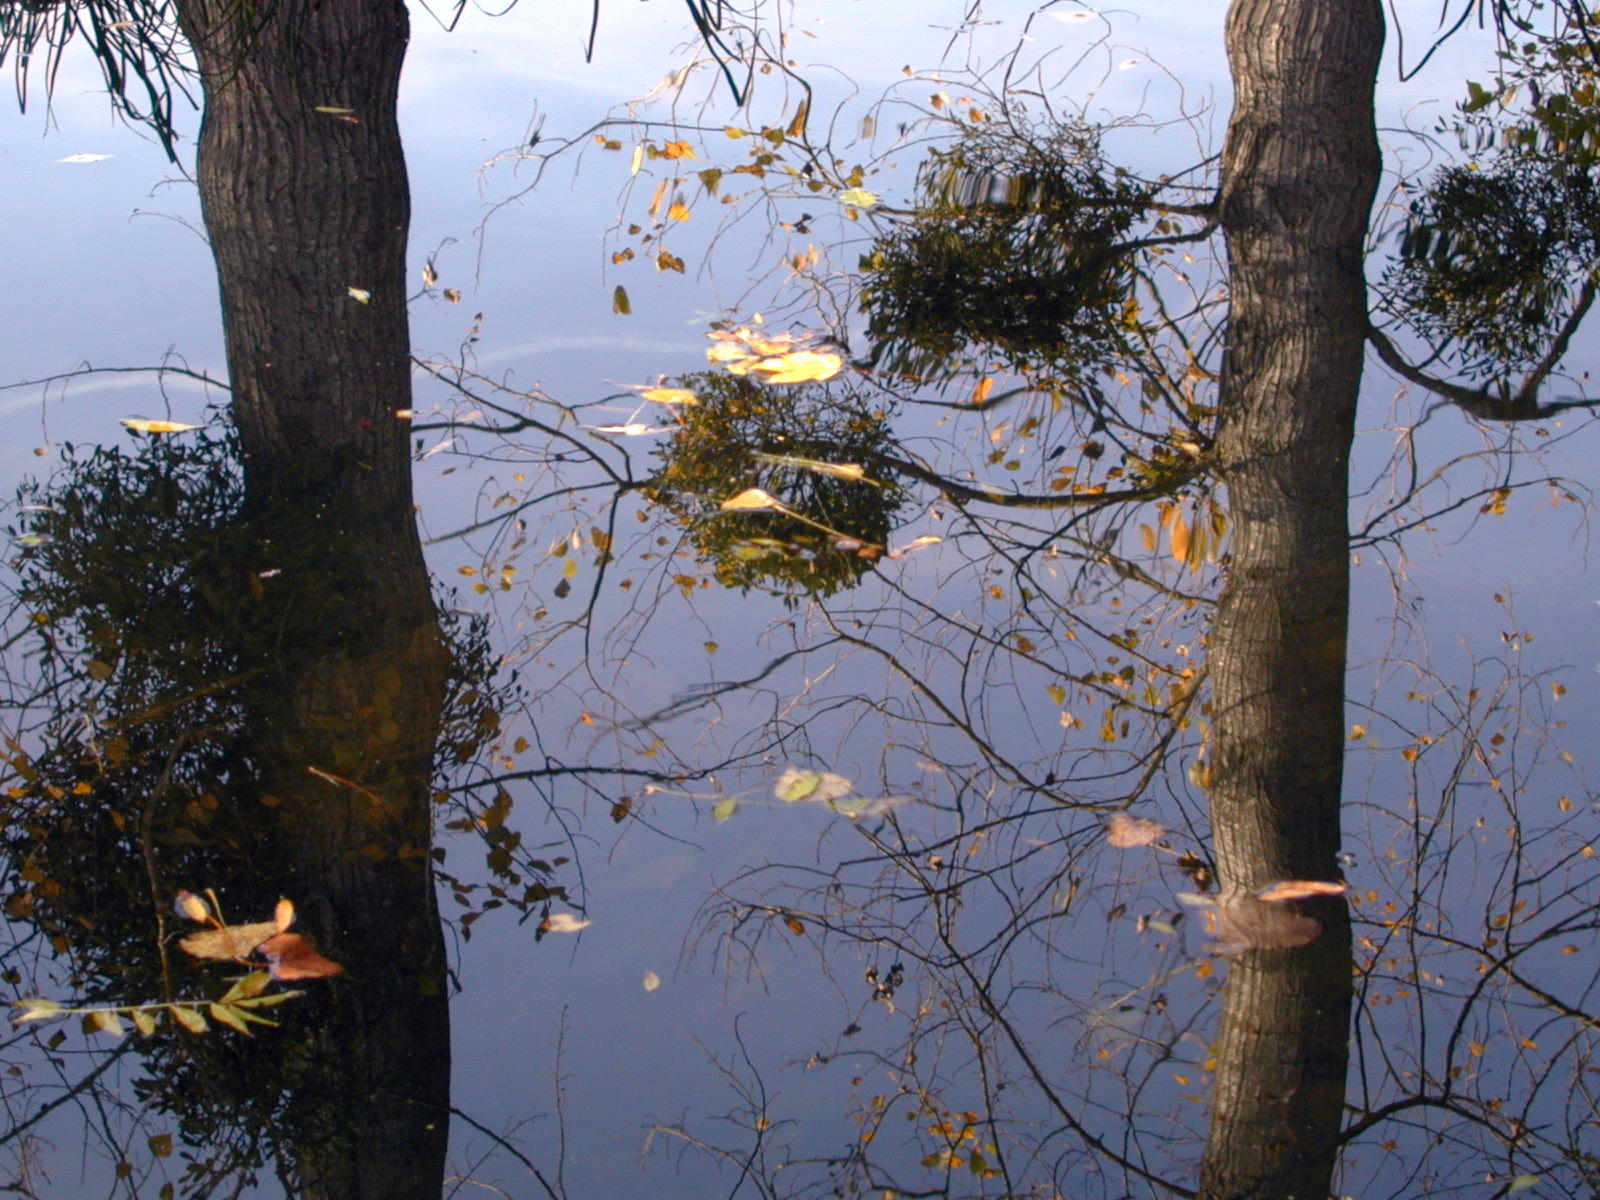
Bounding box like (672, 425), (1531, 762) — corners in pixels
(712, 798), (739, 822)
(612, 286), (632, 316)
(1508, 1176), (1540, 1194)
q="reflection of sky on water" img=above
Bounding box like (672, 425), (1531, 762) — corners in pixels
(5, 2), (1600, 1196)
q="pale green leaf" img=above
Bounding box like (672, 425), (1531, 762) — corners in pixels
(712, 798), (739, 822)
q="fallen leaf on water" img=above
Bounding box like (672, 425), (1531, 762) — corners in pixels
(634, 385), (698, 406)
(273, 897), (296, 933)
(774, 767), (852, 804)
(315, 105), (355, 114)
(121, 418), (201, 434)
(57, 153), (112, 163)
(1106, 813), (1165, 848)
(256, 932), (344, 981)
(1253, 879), (1349, 903)
(721, 488), (785, 512)
(173, 890), (212, 923)
(888, 535), (942, 558)
(643, 970), (662, 992)
(1177, 889), (1323, 955)
(837, 187), (879, 210)
(588, 423), (675, 436)
(347, 287), (372, 303)
(179, 921), (281, 962)
(732, 350), (843, 384)
(827, 794), (914, 820)
(541, 913), (591, 933)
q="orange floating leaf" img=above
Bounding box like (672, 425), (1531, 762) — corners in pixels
(256, 933), (344, 981)
(1253, 879), (1349, 903)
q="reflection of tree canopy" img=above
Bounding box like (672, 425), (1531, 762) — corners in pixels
(1386, 153), (1600, 376)
(860, 119), (1150, 379)
(648, 371), (905, 599)
(1, 422), (505, 1189)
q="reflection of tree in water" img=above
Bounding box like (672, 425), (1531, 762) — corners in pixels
(649, 371), (905, 599)
(2, 423), (522, 1196)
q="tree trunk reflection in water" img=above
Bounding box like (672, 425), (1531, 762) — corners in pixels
(1202, 0), (1383, 1195)
(173, 0), (451, 1193)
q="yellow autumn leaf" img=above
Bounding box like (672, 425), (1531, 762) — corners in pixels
(661, 140), (697, 160)
(121, 418), (201, 434)
(1168, 514), (1191, 565)
(720, 488), (784, 512)
(837, 187), (878, 209)
(737, 350), (843, 384)
(636, 386), (698, 405)
(667, 201), (691, 221)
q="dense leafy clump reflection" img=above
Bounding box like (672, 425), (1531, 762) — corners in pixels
(860, 119), (1149, 380)
(649, 371), (904, 599)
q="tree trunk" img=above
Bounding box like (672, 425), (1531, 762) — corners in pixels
(170, 4), (451, 1197)
(1199, 1), (1384, 1197)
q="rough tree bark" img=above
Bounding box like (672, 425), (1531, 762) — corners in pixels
(1199, 1), (1384, 1197)
(169, 2), (451, 1196)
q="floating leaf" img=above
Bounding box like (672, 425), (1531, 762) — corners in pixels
(84, 1009), (125, 1038)
(219, 970), (275, 1005)
(1106, 814), (1165, 848)
(173, 890), (212, 923)
(667, 201), (691, 221)
(635, 385), (698, 405)
(889, 535), (942, 558)
(828, 794), (913, 819)
(121, 418), (201, 434)
(712, 797), (739, 822)
(612, 285), (632, 315)
(541, 912), (591, 933)
(208, 1003), (252, 1035)
(837, 187), (879, 210)
(643, 970), (662, 992)
(733, 350), (843, 384)
(256, 933), (344, 981)
(314, 105), (355, 114)
(346, 287), (372, 303)
(273, 897), (296, 933)
(179, 921), (281, 962)
(11, 998), (62, 1024)
(774, 767), (852, 804)
(751, 452), (870, 482)
(1253, 879), (1349, 903)
(129, 1008), (158, 1036)
(721, 488), (785, 512)
(588, 423), (674, 437)
(57, 152), (112, 163)
(170, 1006), (208, 1034)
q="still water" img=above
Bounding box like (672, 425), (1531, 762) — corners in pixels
(2, 2), (1599, 1198)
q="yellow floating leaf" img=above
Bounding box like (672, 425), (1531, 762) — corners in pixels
(661, 140), (697, 160)
(121, 418), (201, 435)
(738, 350), (843, 384)
(720, 488), (784, 512)
(667, 201), (691, 221)
(129, 1008), (158, 1036)
(170, 1005), (208, 1034)
(643, 970), (662, 992)
(84, 1009), (125, 1038)
(837, 187), (878, 210)
(346, 287), (372, 303)
(636, 386), (698, 405)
